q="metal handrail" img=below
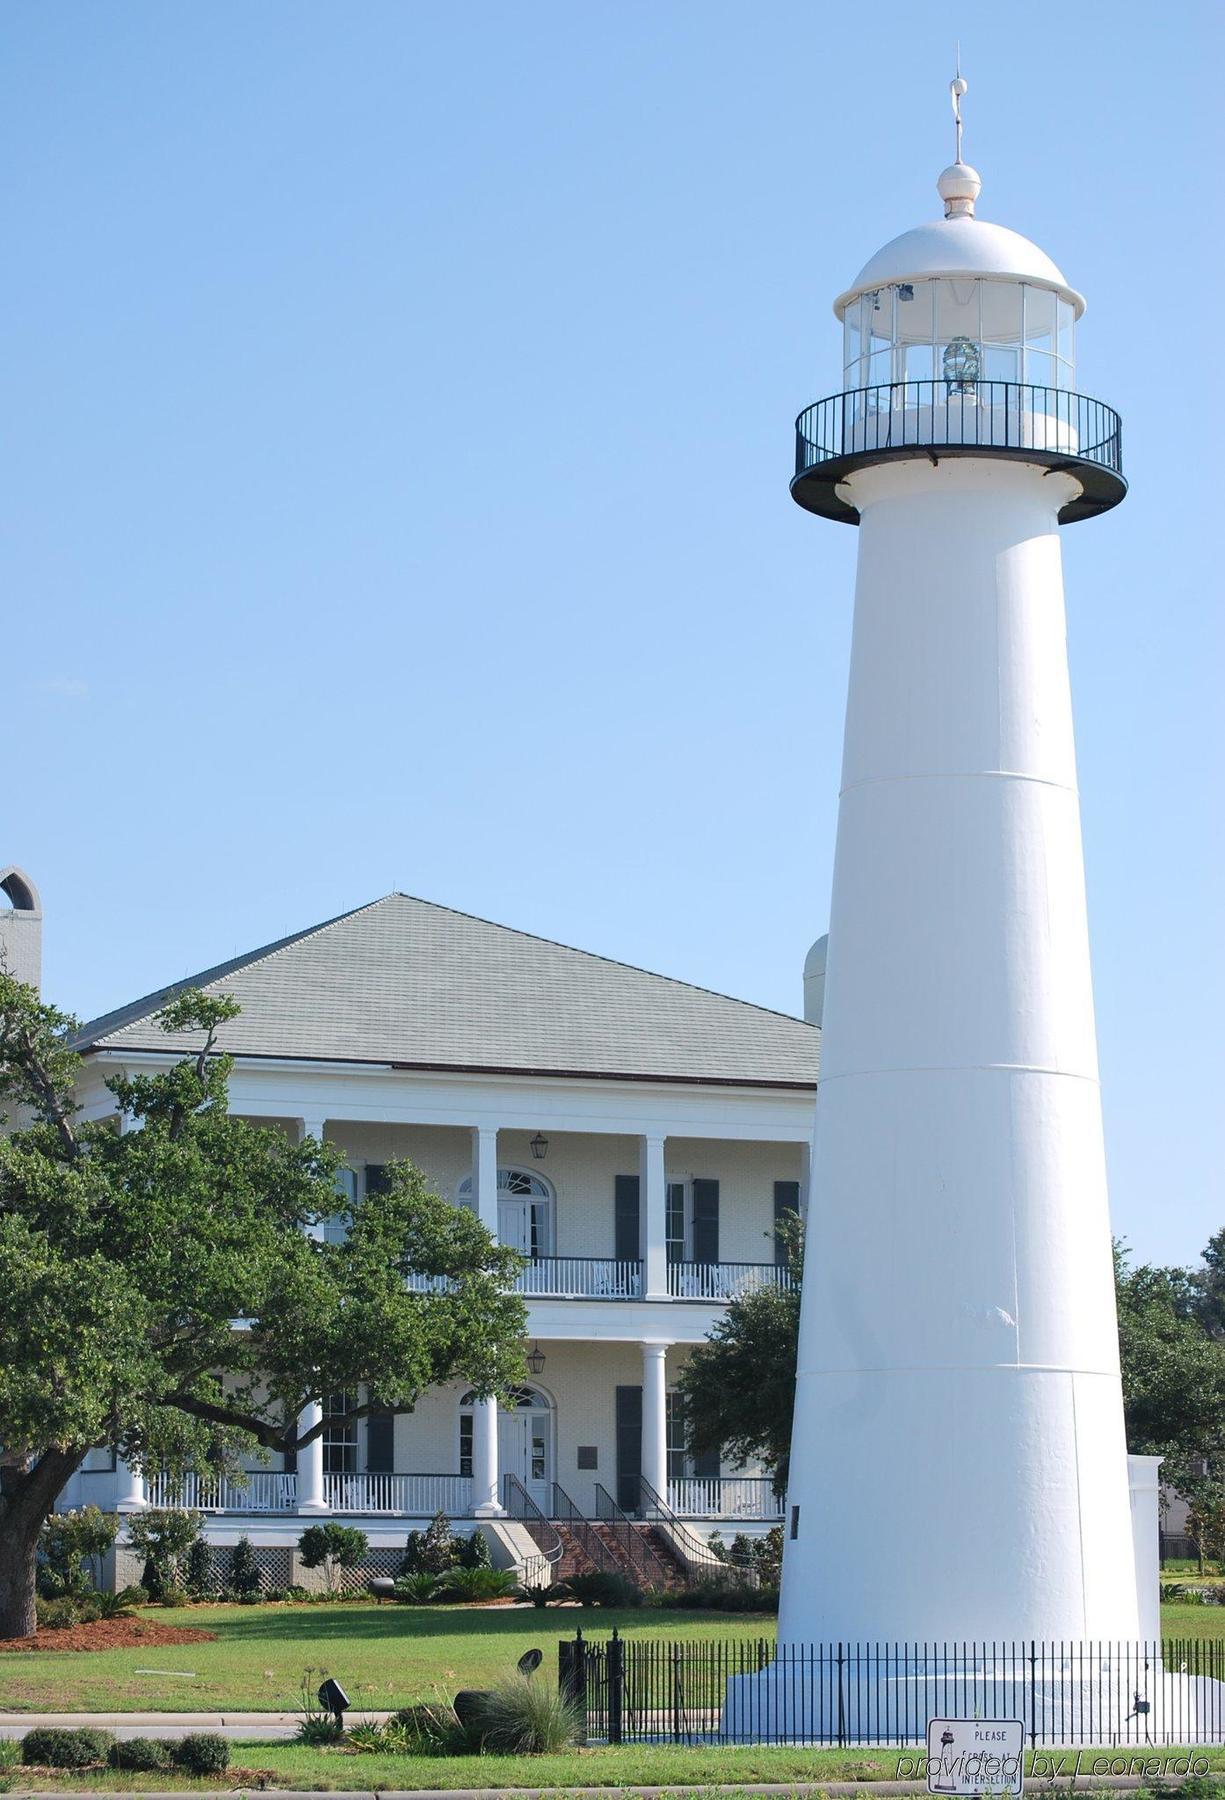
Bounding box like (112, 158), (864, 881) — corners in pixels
(593, 1483), (674, 1588)
(635, 1474), (761, 1587)
(550, 1481), (625, 1577)
(501, 1472), (564, 1589)
(795, 379), (1122, 476)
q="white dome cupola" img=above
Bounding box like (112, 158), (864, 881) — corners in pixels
(791, 70), (1123, 528)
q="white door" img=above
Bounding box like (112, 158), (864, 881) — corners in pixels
(498, 1397), (552, 1513)
(498, 1197), (533, 1254)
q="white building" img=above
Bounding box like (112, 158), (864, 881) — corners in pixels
(49, 891), (818, 1586)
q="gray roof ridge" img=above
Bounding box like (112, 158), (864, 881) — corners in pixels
(384, 890), (816, 1033)
(69, 895), (389, 1051)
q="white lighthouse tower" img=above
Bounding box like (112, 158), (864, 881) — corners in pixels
(780, 82), (1138, 1648)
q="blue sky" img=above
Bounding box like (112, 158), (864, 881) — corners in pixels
(2, 3), (1221, 1268)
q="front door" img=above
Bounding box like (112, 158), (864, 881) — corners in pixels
(498, 1392), (551, 1513)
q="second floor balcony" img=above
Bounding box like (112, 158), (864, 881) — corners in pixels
(406, 1255), (796, 1303)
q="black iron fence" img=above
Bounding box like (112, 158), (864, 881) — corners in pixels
(795, 380), (1122, 477)
(560, 1631), (1225, 1747)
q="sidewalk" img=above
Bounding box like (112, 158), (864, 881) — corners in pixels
(0, 1710), (395, 1741)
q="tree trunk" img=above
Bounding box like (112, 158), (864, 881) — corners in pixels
(0, 1450), (83, 1639)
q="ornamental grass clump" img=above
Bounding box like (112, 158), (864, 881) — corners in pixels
(465, 1675), (582, 1754)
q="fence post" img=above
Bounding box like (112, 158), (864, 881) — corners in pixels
(836, 1641), (846, 1750)
(1028, 1640), (1037, 1753)
(608, 1626), (624, 1745)
(559, 1627), (588, 1740)
(671, 1641), (682, 1744)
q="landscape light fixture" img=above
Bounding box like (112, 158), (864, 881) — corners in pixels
(529, 1132), (549, 1160)
(317, 1677), (350, 1730)
(525, 1341), (546, 1376)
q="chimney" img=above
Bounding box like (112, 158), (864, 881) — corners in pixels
(1, 868), (43, 993)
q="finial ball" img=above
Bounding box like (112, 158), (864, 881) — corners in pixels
(951, 75), (968, 99)
(937, 161), (982, 218)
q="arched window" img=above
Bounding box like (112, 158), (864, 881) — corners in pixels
(456, 1167), (554, 1258)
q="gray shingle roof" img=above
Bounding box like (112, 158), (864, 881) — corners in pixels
(72, 894), (819, 1088)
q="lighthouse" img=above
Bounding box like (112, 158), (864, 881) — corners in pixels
(780, 79), (1138, 1647)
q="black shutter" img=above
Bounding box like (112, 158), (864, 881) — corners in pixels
(691, 1178), (719, 1263)
(774, 1179), (800, 1266)
(365, 1164), (390, 1196)
(614, 1174), (640, 1263)
(615, 1384), (642, 1512)
(366, 1411), (395, 1473)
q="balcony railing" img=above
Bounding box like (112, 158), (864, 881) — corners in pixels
(407, 1257), (643, 1299)
(667, 1475), (784, 1519)
(667, 1260), (795, 1301)
(516, 1255), (642, 1298)
(324, 1471), (473, 1515)
(146, 1470), (297, 1513)
(793, 379), (1125, 525)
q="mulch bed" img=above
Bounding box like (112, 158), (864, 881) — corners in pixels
(0, 1616), (219, 1653)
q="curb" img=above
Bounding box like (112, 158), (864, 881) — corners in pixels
(0, 1782), (1215, 1800)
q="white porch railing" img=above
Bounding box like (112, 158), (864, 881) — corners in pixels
(667, 1476), (784, 1519)
(406, 1258), (642, 1299)
(667, 1260), (796, 1301)
(324, 1472), (473, 1515)
(146, 1470), (297, 1513)
(516, 1256), (642, 1298)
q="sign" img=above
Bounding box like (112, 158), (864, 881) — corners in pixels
(926, 1717), (1024, 1796)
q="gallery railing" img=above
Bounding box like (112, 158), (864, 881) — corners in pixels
(666, 1475), (784, 1519)
(667, 1261), (795, 1301)
(515, 1256), (642, 1298)
(146, 1470), (297, 1513)
(564, 1633), (1225, 1747)
(323, 1471), (473, 1515)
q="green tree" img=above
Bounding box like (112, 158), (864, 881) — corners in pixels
(674, 1212), (802, 1495)
(297, 1521), (368, 1595)
(1114, 1242), (1225, 1481)
(37, 1506), (118, 1597)
(125, 1508), (203, 1598)
(0, 973), (526, 1638)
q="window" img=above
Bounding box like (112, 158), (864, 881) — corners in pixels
(666, 1182), (686, 1263)
(322, 1168), (357, 1244)
(323, 1391), (357, 1474)
(458, 1411), (473, 1479)
(667, 1390), (721, 1481)
(665, 1178), (720, 1264)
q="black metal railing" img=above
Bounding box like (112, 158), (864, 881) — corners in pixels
(594, 1483), (675, 1589)
(550, 1480), (625, 1577)
(501, 1472), (563, 1589)
(635, 1475), (762, 1587)
(563, 1633), (1225, 1747)
(795, 380), (1122, 478)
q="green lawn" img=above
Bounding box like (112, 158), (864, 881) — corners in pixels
(6, 1741), (1225, 1793)
(0, 1599), (1220, 1717)
(0, 1604), (774, 1714)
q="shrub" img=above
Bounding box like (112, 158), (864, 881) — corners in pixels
(295, 1714), (345, 1745)
(95, 1585), (146, 1620)
(160, 1584), (190, 1607)
(458, 1528), (492, 1570)
(563, 1569), (642, 1608)
(658, 1578), (779, 1613)
(399, 1509), (462, 1576)
(185, 1537), (214, 1597)
(298, 1521), (368, 1594)
(517, 1580), (572, 1608)
(36, 1594), (102, 1629)
(126, 1508), (204, 1597)
(464, 1676), (581, 1753)
(434, 1565), (518, 1603)
(230, 1534), (262, 1597)
(108, 1737), (172, 1772)
(23, 1728), (115, 1768)
(393, 1571), (440, 1604)
(173, 1733), (230, 1775)
(38, 1506), (118, 1598)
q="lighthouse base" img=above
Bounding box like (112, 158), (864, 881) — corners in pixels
(719, 1652), (1225, 1746)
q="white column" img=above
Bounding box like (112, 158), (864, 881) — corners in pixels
(470, 1397), (503, 1515)
(1128, 1453), (1164, 1643)
(471, 1126), (499, 1236)
(798, 1137), (813, 1226)
(298, 1116), (328, 1240)
(641, 1135), (667, 1300)
(296, 1400), (327, 1513)
(115, 1454), (147, 1512)
(640, 1342), (670, 1500)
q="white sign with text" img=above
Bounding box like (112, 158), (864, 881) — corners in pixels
(926, 1717), (1024, 1795)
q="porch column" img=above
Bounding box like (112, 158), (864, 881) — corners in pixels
(641, 1342), (670, 1501)
(471, 1126), (499, 1237)
(297, 1116), (328, 1241)
(1128, 1453), (1164, 1642)
(798, 1135), (813, 1225)
(641, 1134), (668, 1300)
(470, 1396), (503, 1515)
(296, 1400), (328, 1513)
(115, 1454), (147, 1513)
